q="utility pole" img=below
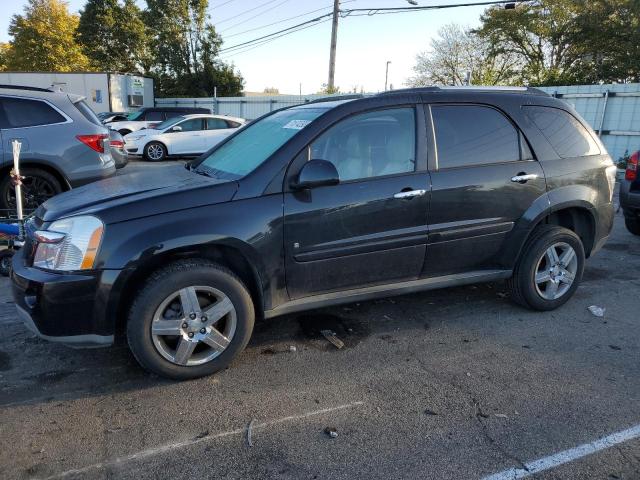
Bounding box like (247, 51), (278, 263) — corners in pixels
(385, 61), (391, 91)
(327, 0), (340, 92)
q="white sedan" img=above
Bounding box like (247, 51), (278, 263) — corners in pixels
(123, 114), (246, 161)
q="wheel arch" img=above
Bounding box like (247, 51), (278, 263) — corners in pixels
(110, 242), (265, 338)
(0, 161), (71, 190)
(143, 140), (168, 159)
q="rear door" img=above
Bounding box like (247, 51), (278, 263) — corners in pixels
(203, 118), (235, 149)
(283, 105), (431, 299)
(424, 103), (547, 276)
(164, 118), (205, 155)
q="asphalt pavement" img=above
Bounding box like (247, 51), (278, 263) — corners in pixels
(1, 207), (639, 480)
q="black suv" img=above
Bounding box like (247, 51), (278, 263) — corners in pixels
(11, 87), (616, 380)
(619, 150), (640, 235)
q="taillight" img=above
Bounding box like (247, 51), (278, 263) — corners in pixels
(626, 151), (639, 181)
(76, 134), (109, 153)
(110, 139), (124, 149)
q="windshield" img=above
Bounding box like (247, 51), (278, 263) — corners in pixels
(154, 116), (186, 131)
(196, 107), (326, 180)
(127, 110), (144, 121)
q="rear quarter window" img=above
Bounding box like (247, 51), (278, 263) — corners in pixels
(0, 97), (66, 128)
(74, 100), (103, 126)
(524, 106), (600, 158)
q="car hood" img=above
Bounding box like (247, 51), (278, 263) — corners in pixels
(36, 164), (238, 224)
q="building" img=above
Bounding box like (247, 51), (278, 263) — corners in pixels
(0, 72), (154, 113)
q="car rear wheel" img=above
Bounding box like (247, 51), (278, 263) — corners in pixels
(507, 225), (585, 311)
(144, 142), (167, 162)
(127, 260), (255, 380)
(624, 216), (640, 236)
(0, 167), (62, 210)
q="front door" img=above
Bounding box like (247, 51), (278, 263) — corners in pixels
(283, 106), (431, 299)
(424, 103), (548, 276)
(167, 118), (205, 155)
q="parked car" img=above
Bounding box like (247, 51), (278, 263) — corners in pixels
(0, 84), (115, 210)
(619, 150), (640, 235)
(98, 111), (128, 124)
(108, 107), (211, 136)
(108, 129), (128, 169)
(11, 87), (615, 380)
(124, 114), (245, 161)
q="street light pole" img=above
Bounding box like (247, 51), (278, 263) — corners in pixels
(327, 0), (340, 92)
(385, 61), (391, 91)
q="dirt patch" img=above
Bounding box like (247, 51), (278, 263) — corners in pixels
(582, 267), (609, 283)
(603, 243), (629, 252)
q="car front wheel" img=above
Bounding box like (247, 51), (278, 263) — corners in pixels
(143, 142), (167, 161)
(127, 260), (255, 380)
(624, 216), (640, 236)
(507, 225), (585, 311)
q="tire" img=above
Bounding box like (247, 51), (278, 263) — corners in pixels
(624, 217), (640, 236)
(507, 225), (585, 311)
(0, 167), (62, 210)
(143, 142), (167, 162)
(127, 259), (255, 380)
(0, 250), (13, 277)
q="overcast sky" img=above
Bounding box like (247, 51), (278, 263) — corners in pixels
(0, 0), (489, 94)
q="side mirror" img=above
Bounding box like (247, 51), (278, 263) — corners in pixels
(171, 125), (183, 132)
(291, 159), (339, 190)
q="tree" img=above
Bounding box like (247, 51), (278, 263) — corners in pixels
(0, 43), (10, 71)
(263, 87), (279, 94)
(318, 83), (340, 94)
(408, 24), (519, 87)
(3, 0), (90, 72)
(145, 0), (243, 96)
(76, 0), (150, 73)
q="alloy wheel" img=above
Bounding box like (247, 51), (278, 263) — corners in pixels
(146, 144), (164, 161)
(534, 241), (578, 300)
(151, 286), (237, 366)
(6, 175), (57, 209)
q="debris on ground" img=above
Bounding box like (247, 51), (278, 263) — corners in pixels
(588, 305), (606, 317)
(424, 408), (438, 416)
(494, 414), (508, 419)
(496, 292), (508, 298)
(324, 427), (338, 438)
(288, 345), (297, 352)
(247, 419), (255, 447)
(320, 330), (345, 349)
(609, 345), (622, 351)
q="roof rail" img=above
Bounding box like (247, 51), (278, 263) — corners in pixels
(0, 84), (55, 93)
(377, 86), (550, 97)
(304, 94), (365, 105)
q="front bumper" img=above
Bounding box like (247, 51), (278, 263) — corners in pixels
(11, 249), (118, 347)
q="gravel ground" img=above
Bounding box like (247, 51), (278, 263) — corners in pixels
(0, 200), (638, 480)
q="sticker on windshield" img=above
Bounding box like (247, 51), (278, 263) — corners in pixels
(283, 119), (311, 130)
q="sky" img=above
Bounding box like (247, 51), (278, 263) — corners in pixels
(0, 0), (491, 94)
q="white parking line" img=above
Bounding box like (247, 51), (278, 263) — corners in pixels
(40, 401), (365, 480)
(482, 423), (640, 480)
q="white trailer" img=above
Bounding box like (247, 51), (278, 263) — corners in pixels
(0, 72), (154, 113)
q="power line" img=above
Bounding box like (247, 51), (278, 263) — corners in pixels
(219, 0), (528, 54)
(211, 0), (237, 9)
(215, 0), (283, 25)
(219, 0), (292, 33)
(223, 1), (356, 39)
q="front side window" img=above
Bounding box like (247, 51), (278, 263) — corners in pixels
(524, 106), (600, 158)
(0, 97), (66, 128)
(146, 111), (164, 121)
(197, 107), (327, 180)
(174, 118), (203, 132)
(310, 107), (416, 182)
(431, 105), (521, 169)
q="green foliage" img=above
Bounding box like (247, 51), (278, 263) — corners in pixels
(318, 83), (340, 94)
(3, 0), (91, 71)
(617, 150), (631, 170)
(476, 0), (640, 86)
(145, 0), (243, 97)
(76, 0), (150, 73)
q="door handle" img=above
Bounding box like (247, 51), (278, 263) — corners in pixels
(511, 173), (538, 183)
(393, 189), (427, 199)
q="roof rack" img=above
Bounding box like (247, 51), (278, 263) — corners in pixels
(0, 84), (55, 93)
(377, 86), (549, 96)
(304, 94), (365, 105)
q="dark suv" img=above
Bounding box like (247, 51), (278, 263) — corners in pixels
(11, 87), (616, 380)
(619, 150), (640, 235)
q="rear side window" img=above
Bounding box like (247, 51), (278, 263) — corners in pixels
(524, 106), (600, 158)
(431, 105), (521, 169)
(207, 118), (230, 130)
(74, 100), (102, 126)
(0, 97), (66, 128)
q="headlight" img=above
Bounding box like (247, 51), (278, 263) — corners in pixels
(33, 216), (104, 271)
